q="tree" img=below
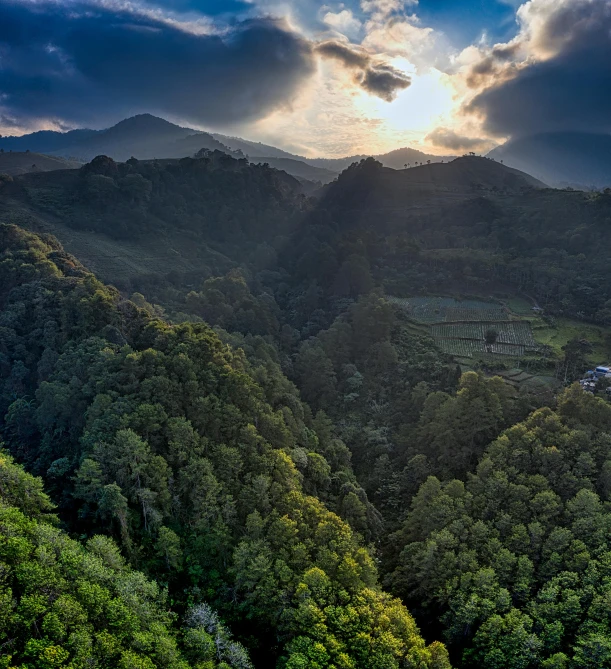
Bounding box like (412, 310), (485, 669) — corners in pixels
(485, 328), (499, 345)
(333, 254), (374, 298)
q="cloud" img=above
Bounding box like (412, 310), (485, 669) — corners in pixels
(426, 127), (493, 152)
(316, 40), (371, 69)
(0, 0), (315, 129)
(361, 65), (411, 100)
(322, 9), (362, 38)
(361, 0), (418, 21)
(149, 0), (253, 15)
(464, 0), (611, 138)
(315, 39), (411, 101)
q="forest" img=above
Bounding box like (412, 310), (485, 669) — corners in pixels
(2, 152), (611, 668)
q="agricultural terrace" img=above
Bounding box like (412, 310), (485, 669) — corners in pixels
(389, 296), (539, 361)
(388, 296), (508, 323)
(432, 322), (537, 348)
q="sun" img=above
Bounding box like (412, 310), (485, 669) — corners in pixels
(354, 60), (457, 145)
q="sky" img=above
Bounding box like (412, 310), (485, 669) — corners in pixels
(0, 0), (610, 157)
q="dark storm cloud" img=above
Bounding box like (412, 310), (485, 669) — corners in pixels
(0, 0), (315, 127)
(316, 40), (371, 69)
(426, 127), (491, 152)
(361, 65), (411, 101)
(315, 39), (411, 101)
(465, 43), (520, 89)
(466, 0), (611, 138)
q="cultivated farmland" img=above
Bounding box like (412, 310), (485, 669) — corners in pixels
(436, 339), (527, 358)
(388, 296), (508, 323)
(432, 322), (536, 347)
(391, 295), (539, 360)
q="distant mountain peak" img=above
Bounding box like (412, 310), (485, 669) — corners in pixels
(101, 114), (195, 138)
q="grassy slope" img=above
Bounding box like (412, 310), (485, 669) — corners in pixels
(0, 152), (82, 175)
(0, 188), (231, 287)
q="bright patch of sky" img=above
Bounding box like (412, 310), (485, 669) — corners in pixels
(0, 0), (578, 157)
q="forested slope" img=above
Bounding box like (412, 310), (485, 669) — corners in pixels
(0, 451), (252, 669)
(0, 224), (450, 668)
(5, 152), (611, 668)
(387, 386), (611, 668)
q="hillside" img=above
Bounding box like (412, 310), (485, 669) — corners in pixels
(0, 115), (236, 163)
(0, 151), (306, 286)
(0, 151), (81, 175)
(308, 146), (456, 172)
(252, 156), (338, 183)
(488, 131), (611, 189)
(212, 133), (300, 159)
(0, 114), (460, 185)
(0, 222), (451, 668)
(314, 156), (546, 216)
(0, 127), (98, 153)
(396, 155), (546, 190)
(3, 150), (611, 669)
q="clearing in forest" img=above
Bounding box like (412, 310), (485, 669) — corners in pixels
(389, 295), (538, 360)
(388, 296), (508, 323)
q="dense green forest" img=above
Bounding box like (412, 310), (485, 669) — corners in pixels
(0, 451), (252, 669)
(3, 152), (611, 667)
(0, 224), (449, 668)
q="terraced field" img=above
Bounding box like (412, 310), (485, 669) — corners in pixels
(391, 295), (538, 360)
(432, 322), (537, 348)
(445, 307), (507, 322)
(388, 296), (507, 323)
(437, 339), (526, 358)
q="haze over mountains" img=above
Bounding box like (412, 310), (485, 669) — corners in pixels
(488, 132), (611, 190)
(0, 151), (81, 175)
(0, 114), (456, 185)
(2, 114), (611, 190)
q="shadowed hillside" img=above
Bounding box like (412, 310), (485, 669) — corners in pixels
(0, 151), (81, 175)
(488, 132), (611, 189)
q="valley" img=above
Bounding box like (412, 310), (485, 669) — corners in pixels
(2, 146), (611, 669)
(2, 0), (611, 664)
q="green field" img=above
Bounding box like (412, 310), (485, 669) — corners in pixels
(531, 318), (610, 364)
(432, 321), (537, 348)
(437, 339), (526, 357)
(506, 297), (537, 316)
(388, 296), (508, 324)
(391, 295), (537, 360)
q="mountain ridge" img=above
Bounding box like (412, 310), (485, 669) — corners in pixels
(0, 114), (460, 184)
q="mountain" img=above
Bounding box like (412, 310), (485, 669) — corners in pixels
(0, 151), (81, 175)
(0, 115), (459, 184)
(0, 114), (462, 186)
(49, 114), (229, 162)
(212, 133), (300, 160)
(397, 155), (546, 190)
(318, 156), (545, 207)
(0, 114), (234, 163)
(0, 128), (98, 154)
(488, 132), (611, 189)
(252, 156), (338, 184)
(307, 147), (455, 172)
(213, 136), (456, 172)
